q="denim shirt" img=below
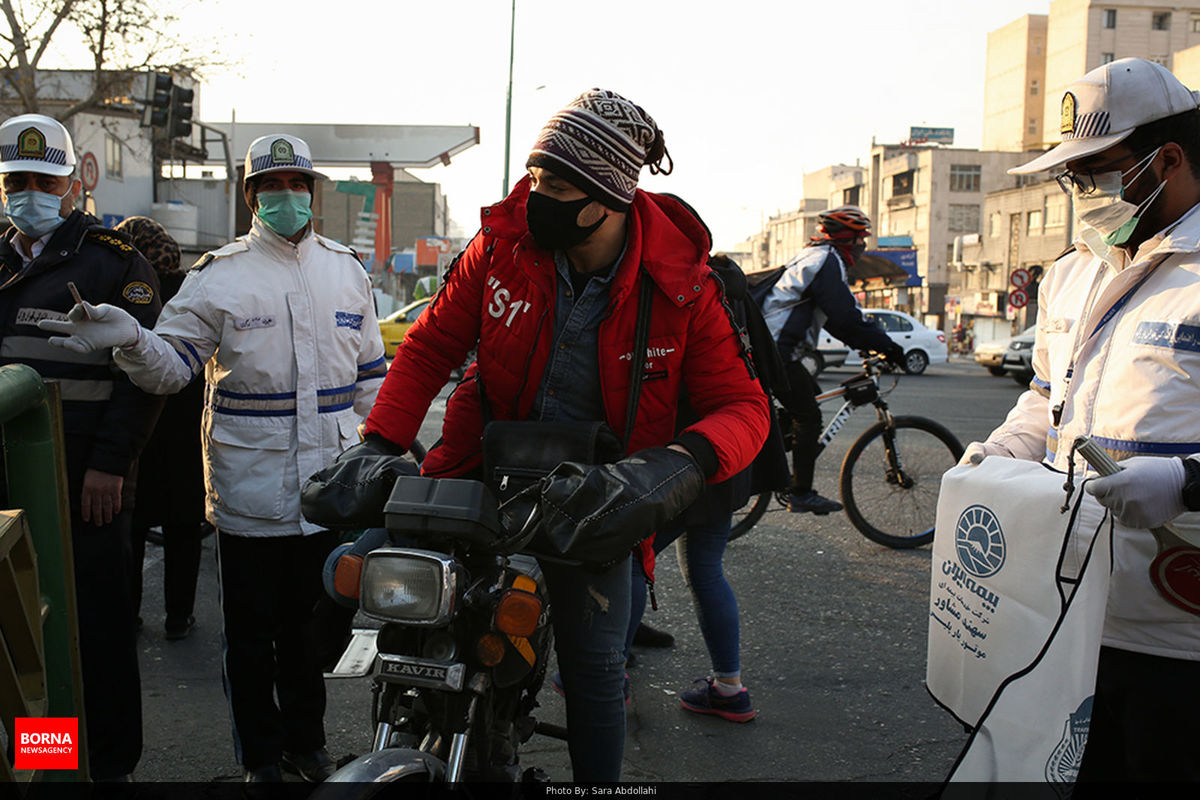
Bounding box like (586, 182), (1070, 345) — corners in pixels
(532, 247), (625, 423)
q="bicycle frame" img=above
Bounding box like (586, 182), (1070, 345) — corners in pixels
(811, 373), (894, 452)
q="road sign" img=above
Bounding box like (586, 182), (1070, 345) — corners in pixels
(80, 152), (99, 191)
(1009, 288), (1029, 309)
(1010, 268), (1031, 289)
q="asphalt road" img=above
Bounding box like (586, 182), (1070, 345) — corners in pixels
(132, 357), (1027, 783)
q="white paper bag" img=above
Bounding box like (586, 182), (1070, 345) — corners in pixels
(927, 457), (1112, 785)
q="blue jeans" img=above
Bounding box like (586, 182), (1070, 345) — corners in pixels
(628, 515), (740, 677)
(542, 554), (631, 782)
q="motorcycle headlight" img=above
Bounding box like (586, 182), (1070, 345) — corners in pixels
(360, 548), (458, 626)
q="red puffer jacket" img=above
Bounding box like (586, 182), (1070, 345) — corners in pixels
(365, 178), (769, 568)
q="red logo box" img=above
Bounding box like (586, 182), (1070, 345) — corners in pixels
(14, 717), (78, 770)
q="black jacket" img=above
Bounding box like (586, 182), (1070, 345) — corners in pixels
(0, 211), (165, 493)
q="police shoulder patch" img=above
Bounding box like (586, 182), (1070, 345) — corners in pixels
(87, 229), (137, 256)
(122, 281), (154, 305)
(193, 240), (249, 271)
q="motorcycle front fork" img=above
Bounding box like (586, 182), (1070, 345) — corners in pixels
(372, 676), (486, 786)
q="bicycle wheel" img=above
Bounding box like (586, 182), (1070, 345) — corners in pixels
(839, 416), (963, 549)
(728, 492), (773, 541)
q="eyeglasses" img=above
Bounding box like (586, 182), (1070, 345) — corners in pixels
(1054, 148), (1159, 195)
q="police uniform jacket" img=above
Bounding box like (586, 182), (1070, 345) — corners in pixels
(0, 210), (164, 501)
(113, 217), (387, 537)
(982, 202), (1200, 660)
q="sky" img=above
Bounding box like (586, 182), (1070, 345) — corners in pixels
(169, 0), (1050, 250)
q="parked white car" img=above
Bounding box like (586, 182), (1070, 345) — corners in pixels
(818, 309), (948, 375)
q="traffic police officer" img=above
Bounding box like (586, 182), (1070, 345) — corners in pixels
(0, 113), (164, 781)
(41, 134), (387, 782)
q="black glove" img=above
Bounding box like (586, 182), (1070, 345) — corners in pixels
(536, 447), (705, 570)
(301, 433), (418, 529)
(881, 341), (907, 371)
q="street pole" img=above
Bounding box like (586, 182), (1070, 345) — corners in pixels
(502, 0), (516, 198)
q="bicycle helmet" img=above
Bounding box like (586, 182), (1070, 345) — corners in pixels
(818, 206), (871, 237)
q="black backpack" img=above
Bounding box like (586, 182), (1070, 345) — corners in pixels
(746, 265), (787, 308)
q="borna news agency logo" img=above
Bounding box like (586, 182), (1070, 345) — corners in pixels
(955, 504), (1006, 578)
(14, 717), (78, 770)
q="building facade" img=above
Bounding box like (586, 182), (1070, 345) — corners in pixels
(983, 14), (1050, 152)
(870, 144), (1031, 326)
(956, 179), (1074, 342)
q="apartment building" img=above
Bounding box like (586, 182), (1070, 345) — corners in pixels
(803, 164), (869, 212)
(869, 144), (1031, 324)
(983, 15), (1050, 152)
(760, 199), (827, 271)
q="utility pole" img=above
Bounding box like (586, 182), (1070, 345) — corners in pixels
(502, 0), (516, 198)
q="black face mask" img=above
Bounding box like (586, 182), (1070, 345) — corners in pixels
(526, 191), (605, 251)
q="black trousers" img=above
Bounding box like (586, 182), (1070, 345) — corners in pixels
(216, 530), (336, 769)
(1076, 645), (1200, 783)
(130, 519), (203, 622)
(773, 360), (823, 493)
(72, 506), (143, 779)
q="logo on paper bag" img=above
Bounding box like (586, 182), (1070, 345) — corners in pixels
(1045, 696), (1093, 788)
(955, 505), (1006, 578)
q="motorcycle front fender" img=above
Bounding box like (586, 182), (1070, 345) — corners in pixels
(316, 748), (446, 787)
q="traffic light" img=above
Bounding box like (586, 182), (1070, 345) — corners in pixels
(139, 71), (193, 139)
(170, 85), (194, 138)
(141, 72), (171, 128)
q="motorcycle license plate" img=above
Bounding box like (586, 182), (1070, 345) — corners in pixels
(325, 628), (379, 679)
(376, 654), (466, 692)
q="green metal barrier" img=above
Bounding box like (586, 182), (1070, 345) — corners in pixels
(0, 365), (86, 783)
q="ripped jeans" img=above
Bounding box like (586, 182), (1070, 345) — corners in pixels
(540, 554), (631, 782)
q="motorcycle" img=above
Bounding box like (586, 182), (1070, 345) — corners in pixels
(310, 474), (567, 788)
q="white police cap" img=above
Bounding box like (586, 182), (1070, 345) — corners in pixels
(243, 134), (326, 182)
(0, 114), (76, 177)
(1011, 58), (1200, 175)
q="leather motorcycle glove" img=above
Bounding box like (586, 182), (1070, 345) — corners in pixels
(959, 440), (1012, 467)
(301, 433), (417, 529)
(1084, 455), (1187, 529)
(38, 301), (141, 353)
(537, 446), (705, 569)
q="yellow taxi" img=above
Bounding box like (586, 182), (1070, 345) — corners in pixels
(378, 298), (431, 358)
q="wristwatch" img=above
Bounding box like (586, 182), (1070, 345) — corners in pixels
(1180, 456), (1200, 512)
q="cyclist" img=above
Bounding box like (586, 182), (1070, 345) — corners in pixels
(759, 205), (904, 514)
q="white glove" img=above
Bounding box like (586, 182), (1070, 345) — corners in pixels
(1084, 455), (1187, 529)
(959, 440), (1011, 467)
(38, 301), (141, 353)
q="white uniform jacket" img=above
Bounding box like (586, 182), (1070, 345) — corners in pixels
(115, 218), (387, 536)
(983, 202), (1200, 659)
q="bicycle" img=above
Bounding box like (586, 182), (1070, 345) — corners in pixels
(730, 355), (963, 549)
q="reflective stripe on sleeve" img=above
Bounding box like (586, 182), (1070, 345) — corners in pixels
(1, 336), (111, 365)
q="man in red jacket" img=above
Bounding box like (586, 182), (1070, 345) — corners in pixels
(363, 89), (768, 781)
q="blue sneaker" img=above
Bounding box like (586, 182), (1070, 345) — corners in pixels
(680, 678), (756, 722)
(549, 671), (631, 706)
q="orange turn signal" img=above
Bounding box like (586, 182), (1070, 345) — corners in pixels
(476, 633), (506, 666)
(333, 554), (364, 599)
(495, 589), (542, 638)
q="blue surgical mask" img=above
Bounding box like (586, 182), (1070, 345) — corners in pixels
(4, 188), (69, 239)
(256, 190), (313, 237)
